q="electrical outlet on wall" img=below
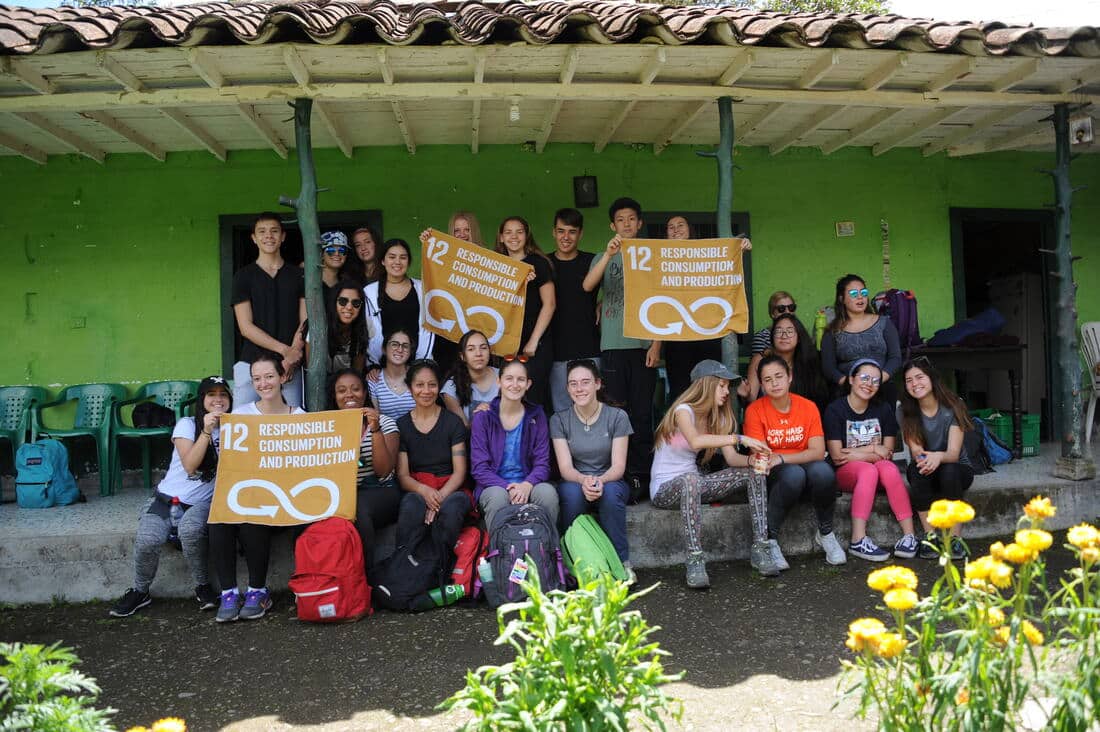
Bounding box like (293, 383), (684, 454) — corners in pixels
(70, 317), (86, 329)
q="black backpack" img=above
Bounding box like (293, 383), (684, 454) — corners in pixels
(369, 533), (449, 612)
(484, 504), (567, 608)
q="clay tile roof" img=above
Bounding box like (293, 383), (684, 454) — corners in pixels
(0, 0), (1096, 56)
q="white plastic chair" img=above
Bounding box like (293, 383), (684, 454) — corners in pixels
(1080, 322), (1100, 442)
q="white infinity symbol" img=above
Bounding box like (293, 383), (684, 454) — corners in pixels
(639, 296), (734, 337)
(423, 289), (506, 344)
(227, 478), (340, 522)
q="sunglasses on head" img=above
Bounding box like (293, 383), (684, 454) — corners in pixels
(774, 303), (796, 314)
(336, 297), (363, 309)
(323, 245), (349, 256)
(848, 288), (870, 299)
(503, 354), (529, 363)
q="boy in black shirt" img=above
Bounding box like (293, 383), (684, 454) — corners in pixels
(547, 208), (601, 414)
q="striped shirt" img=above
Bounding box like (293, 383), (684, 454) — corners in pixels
(369, 375), (416, 421)
(358, 413), (399, 485)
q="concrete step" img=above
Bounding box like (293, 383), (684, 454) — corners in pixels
(2, 446), (1098, 605)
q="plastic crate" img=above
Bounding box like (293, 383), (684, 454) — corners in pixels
(977, 411), (1041, 458)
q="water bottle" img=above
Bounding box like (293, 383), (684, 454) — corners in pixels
(814, 308), (828, 350)
(428, 584), (466, 607)
(167, 496), (183, 550)
(477, 558), (494, 585)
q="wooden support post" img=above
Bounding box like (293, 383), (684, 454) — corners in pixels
(1050, 104), (1095, 480)
(281, 98), (327, 413)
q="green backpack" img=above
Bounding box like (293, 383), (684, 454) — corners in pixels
(562, 515), (629, 583)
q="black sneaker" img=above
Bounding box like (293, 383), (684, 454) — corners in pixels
(918, 532), (942, 560)
(109, 588), (151, 618)
(950, 536), (969, 561)
(195, 583), (219, 611)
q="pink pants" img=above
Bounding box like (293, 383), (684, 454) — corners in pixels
(836, 461), (913, 522)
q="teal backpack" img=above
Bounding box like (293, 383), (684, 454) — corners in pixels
(562, 515), (628, 583)
(15, 439), (81, 509)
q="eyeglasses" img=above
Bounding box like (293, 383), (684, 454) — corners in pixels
(503, 354), (529, 363)
(848, 288), (870, 299)
(774, 303), (797, 314)
(773, 328), (796, 338)
(336, 297), (363, 308)
(323, 246), (349, 257)
(856, 373), (882, 386)
(387, 341), (411, 351)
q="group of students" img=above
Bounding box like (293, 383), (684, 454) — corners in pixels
(110, 197), (981, 617)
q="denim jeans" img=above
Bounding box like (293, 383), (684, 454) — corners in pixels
(558, 479), (630, 562)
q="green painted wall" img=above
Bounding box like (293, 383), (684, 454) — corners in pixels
(1, 143), (1098, 395)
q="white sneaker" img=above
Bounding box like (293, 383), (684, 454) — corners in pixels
(815, 531), (848, 566)
(622, 561), (637, 586)
(766, 539), (790, 571)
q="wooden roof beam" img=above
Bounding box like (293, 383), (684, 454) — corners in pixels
(237, 104), (288, 158)
(11, 111), (104, 162)
(0, 57), (56, 95)
(471, 49), (487, 154)
(187, 48), (224, 89)
(1059, 62), (1100, 93)
(988, 58), (1040, 92)
(595, 48), (665, 153)
(740, 102), (784, 143)
(0, 129), (47, 164)
(313, 101), (351, 159)
(859, 53), (907, 91)
(391, 101), (415, 154)
(949, 120), (1051, 156)
(283, 46), (312, 89)
(376, 48), (394, 84)
(82, 110), (164, 161)
(653, 100), (709, 155)
(95, 52), (145, 92)
(716, 50), (753, 86)
(872, 107), (961, 156)
(924, 57), (976, 93)
(534, 47), (580, 153)
(922, 107), (1021, 156)
(820, 108), (903, 154)
(161, 107), (226, 161)
(797, 50), (839, 89)
(769, 105), (847, 155)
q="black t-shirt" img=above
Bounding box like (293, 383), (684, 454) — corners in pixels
(232, 262), (304, 364)
(397, 408), (468, 476)
(823, 397), (898, 448)
(548, 251), (599, 360)
(521, 255), (554, 343)
(381, 284), (420, 341)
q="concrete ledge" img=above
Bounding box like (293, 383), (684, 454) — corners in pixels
(2, 446), (1098, 605)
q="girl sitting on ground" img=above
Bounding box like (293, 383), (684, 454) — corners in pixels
(823, 359), (918, 563)
(210, 353), (306, 623)
(368, 328), (417, 421)
(650, 360), (775, 589)
(899, 357), (976, 561)
(109, 376), (232, 618)
(551, 359), (635, 583)
(744, 355), (844, 570)
(470, 357), (559, 534)
(441, 329), (499, 425)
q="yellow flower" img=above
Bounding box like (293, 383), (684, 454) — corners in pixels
(927, 499), (975, 529)
(965, 556), (995, 581)
(956, 688), (971, 705)
(1001, 542), (1037, 565)
(967, 578), (996, 593)
(1067, 523), (1100, 550)
(867, 566), (918, 593)
(989, 541), (1006, 560)
(915, 681), (930, 698)
(846, 617), (886, 652)
(884, 588), (919, 612)
(1015, 529), (1053, 554)
(1082, 547), (1100, 566)
(993, 626), (1011, 645)
(151, 720), (187, 732)
(875, 632), (907, 659)
(1021, 620), (1044, 646)
(983, 607), (1005, 627)
(1024, 496), (1056, 520)
(989, 561), (1014, 589)
(124, 728), (150, 732)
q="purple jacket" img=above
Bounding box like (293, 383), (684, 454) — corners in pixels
(470, 398), (551, 501)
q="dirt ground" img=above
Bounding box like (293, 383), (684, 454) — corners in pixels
(0, 536), (1082, 731)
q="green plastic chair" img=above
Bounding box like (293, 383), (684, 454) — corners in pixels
(0, 386), (48, 500)
(32, 383), (127, 497)
(111, 380), (199, 494)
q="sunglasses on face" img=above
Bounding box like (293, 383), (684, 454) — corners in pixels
(503, 354), (529, 363)
(856, 373), (882, 386)
(336, 297), (363, 308)
(848, 288), (870, 299)
(323, 246), (349, 257)
(774, 303), (797, 314)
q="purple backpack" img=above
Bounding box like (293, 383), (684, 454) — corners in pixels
(875, 289), (921, 355)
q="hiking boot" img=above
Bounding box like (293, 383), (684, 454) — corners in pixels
(849, 536), (891, 562)
(893, 533), (920, 560)
(685, 552), (710, 590)
(109, 588), (151, 618)
(195, 583), (219, 611)
(750, 541), (781, 577)
(918, 531), (942, 560)
(215, 590), (242, 623)
(815, 531), (848, 566)
(622, 561), (637, 586)
(766, 539), (790, 571)
(239, 588), (272, 620)
(950, 536), (969, 561)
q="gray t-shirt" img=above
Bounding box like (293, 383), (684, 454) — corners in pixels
(549, 404), (633, 475)
(441, 368), (499, 421)
(916, 405), (971, 467)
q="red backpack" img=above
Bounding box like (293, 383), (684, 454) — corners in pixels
(289, 517), (372, 623)
(451, 525), (488, 598)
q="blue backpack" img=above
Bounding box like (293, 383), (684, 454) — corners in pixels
(15, 439), (81, 509)
(972, 418), (1012, 467)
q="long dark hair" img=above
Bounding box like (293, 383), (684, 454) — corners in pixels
(827, 273), (876, 333)
(327, 280), (368, 361)
(192, 377), (233, 482)
(769, 313), (829, 410)
(495, 216), (552, 267)
(899, 358), (974, 446)
(378, 238), (412, 308)
(449, 329), (490, 409)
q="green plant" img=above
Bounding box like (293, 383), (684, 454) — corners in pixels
(441, 569), (683, 731)
(0, 642), (116, 731)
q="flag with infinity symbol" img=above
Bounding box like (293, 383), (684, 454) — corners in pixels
(621, 238), (750, 341)
(208, 410), (361, 526)
(420, 229), (533, 356)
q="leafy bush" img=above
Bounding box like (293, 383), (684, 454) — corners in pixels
(441, 569), (683, 731)
(0, 642), (116, 732)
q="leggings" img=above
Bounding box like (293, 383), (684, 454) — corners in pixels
(355, 478), (403, 569)
(906, 462), (974, 512)
(765, 461), (837, 539)
(208, 522), (276, 590)
(651, 467), (768, 555)
(835, 460), (913, 522)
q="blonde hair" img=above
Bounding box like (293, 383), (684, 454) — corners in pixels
(768, 290), (795, 315)
(653, 375), (735, 464)
(449, 211), (483, 246)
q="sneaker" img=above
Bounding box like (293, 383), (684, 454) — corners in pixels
(685, 552), (710, 590)
(950, 536), (969, 561)
(215, 590), (243, 623)
(622, 561), (637, 586)
(239, 588), (272, 620)
(750, 541), (781, 577)
(893, 533), (920, 559)
(815, 531), (848, 566)
(108, 588), (151, 618)
(918, 531), (942, 560)
(849, 536), (891, 562)
(195, 583), (219, 611)
(766, 539), (790, 571)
